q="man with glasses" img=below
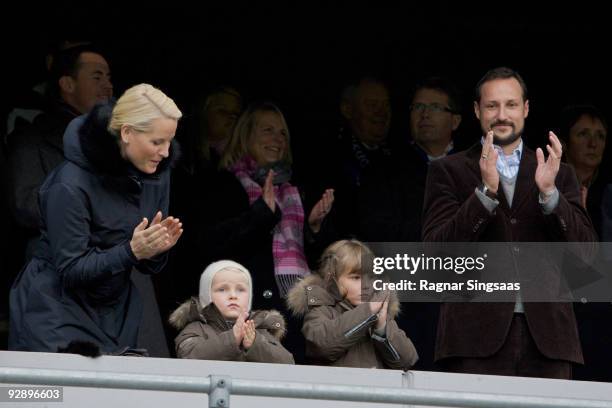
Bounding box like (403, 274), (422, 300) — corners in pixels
(358, 77), (463, 243)
(409, 77), (462, 162)
(357, 78), (463, 371)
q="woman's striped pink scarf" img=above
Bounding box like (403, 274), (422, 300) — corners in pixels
(229, 156), (310, 296)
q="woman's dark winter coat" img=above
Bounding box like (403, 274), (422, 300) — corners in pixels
(9, 104), (179, 353)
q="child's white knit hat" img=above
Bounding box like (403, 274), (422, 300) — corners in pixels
(199, 260), (253, 312)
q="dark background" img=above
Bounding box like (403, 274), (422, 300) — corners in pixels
(3, 3), (611, 163)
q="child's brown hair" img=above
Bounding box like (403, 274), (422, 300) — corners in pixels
(317, 239), (375, 293)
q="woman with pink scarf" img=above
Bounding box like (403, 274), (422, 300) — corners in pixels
(194, 101), (334, 360)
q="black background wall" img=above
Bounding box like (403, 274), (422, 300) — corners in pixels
(3, 2), (611, 164)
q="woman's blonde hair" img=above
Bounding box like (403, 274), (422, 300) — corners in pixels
(317, 240), (375, 290)
(220, 101), (292, 169)
(108, 83), (182, 137)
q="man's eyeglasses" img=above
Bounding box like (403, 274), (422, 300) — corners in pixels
(410, 103), (454, 114)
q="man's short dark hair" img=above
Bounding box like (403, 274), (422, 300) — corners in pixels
(474, 66), (528, 103)
(412, 77), (462, 114)
(558, 104), (608, 143)
(47, 44), (105, 99)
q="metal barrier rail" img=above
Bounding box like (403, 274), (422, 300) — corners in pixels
(2, 366), (612, 408)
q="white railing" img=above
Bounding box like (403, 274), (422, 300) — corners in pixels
(2, 366), (612, 408)
(2, 351), (612, 408)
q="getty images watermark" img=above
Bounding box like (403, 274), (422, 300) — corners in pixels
(372, 252), (521, 294)
(362, 242), (612, 302)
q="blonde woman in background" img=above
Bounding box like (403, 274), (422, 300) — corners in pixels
(9, 84), (183, 354)
(194, 101), (334, 362)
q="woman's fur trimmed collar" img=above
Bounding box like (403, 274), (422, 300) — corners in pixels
(78, 103), (180, 177)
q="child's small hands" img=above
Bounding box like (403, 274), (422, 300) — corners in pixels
(369, 300), (384, 314)
(368, 290), (389, 314)
(376, 299), (389, 332)
(233, 311), (248, 346)
(242, 320), (257, 350)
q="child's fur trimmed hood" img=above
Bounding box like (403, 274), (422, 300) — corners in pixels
(286, 274), (401, 318)
(169, 297), (287, 340)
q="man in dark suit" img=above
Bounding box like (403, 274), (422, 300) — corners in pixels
(422, 67), (596, 379)
(356, 77), (464, 372)
(7, 44), (113, 260)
